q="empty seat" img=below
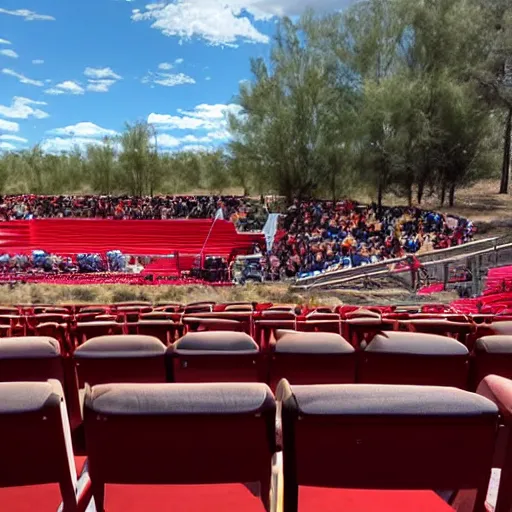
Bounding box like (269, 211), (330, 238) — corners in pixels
(473, 336), (512, 390)
(278, 381), (498, 512)
(135, 320), (177, 345)
(359, 331), (469, 388)
(183, 316), (246, 333)
(0, 380), (90, 511)
(74, 335), (166, 386)
(74, 321), (123, 347)
(170, 331), (260, 383)
(84, 382), (276, 511)
(0, 336), (64, 384)
(268, 332), (355, 390)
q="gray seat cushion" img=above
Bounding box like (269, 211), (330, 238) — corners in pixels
(0, 380), (63, 414)
(173, 331), (258, 354)
(275, 332), (354, 354)
(476, 335), (512, 354)
(0, 337), (60, 358)
(75, 335), (165, 358)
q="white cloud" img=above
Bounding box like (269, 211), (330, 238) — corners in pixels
(0, 8), (55, 21)
(180, 144), (211, 153)
(40, 137), (104, 153)
(154, 72), (195, 87)
(45, 80), (84, 95)
(2, 68), (44, 87)
(84, 67), (122, 80)
(180, 134), (211, 143)
(0, 142), (16, 151)
(157, 133), (181, 148)
(149, 103), (241, 131)
(86, 79), (116, 93)
(0, 39), (11, 45)
(175, 58), (184, 64)
(132, 1), (269, 46)
(205, 76), (211, 81)
(0, 119), (19, 133)
(49, 122), (117, 138)
(0, 96), (49, 119)
(207, 129), (231, 140)
(158, 62), (173, 70)
(0, 134), (27, 143)
(0, 49), (18, 59)
(32, 59), (44, 65)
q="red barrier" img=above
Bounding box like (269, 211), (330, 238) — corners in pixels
(0, 219), (264, 270)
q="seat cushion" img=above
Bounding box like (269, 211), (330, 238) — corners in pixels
(299, 487), (455, 511)
(0, 456), (87, 511)
(103, 483), (266, 511)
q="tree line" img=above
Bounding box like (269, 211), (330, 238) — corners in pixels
(0, 0), (511, 207)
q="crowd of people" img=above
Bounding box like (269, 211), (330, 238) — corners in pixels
(0, 195), (267, 232)
(271, 200), (474, 278)
(0, 195), (475, 281)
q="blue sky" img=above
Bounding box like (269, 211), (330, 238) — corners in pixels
(0, 0), (345, 154)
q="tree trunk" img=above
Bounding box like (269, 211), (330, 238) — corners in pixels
(449, 183), (456, 207)
(417, 179), (425, 204)
(377, 180), (383, 214)
(500, 106), (512, 194)
(440, 182), (446, 207)
(406, 181), (413, 207)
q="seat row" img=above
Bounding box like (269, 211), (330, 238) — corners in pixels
(3, 376), (512, 511)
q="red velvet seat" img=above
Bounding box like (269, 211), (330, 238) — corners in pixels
(268, 331), (355, 390)
(170, 331), (260, 383)
(473, 336), (512, 390)
(74, 334), (166, 386)
(83, 382), (276, 511)
(0, 380), (91, 511)
(359, 331), (469, 388)
(278, 381), (498, 512)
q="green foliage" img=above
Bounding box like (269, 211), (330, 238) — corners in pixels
(0, 0), (510, 203)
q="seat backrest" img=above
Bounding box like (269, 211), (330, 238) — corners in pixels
(269, 332), (355, 390)
(74, 335), (166, 386)
(0, 380), (78, 508)
(75, 321), (123, 346)
(84, 382), (276, 510)
(278, 380), (498, 512)
(0, 336), (64, 384)
(473, 336), (512, 389)
(135, 320), (175, 345)
(359, 331), (469, 388)
(183, 316), (246, 332)
(171, 331), (260, 383)
(490, 321), (512, 335)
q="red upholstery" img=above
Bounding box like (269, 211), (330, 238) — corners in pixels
(74, 321), (123, 347)
(171, 331), (260, 383)
(268, 332), (355, 390)
(84, 382), (276, 511)
(74, 335), (166, 386)
(278, 381), (498, 512)
(359, 332), (470, 388)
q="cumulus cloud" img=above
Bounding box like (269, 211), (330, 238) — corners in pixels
(132, 1), (269, 46)
(40, 137), (104, 154)
(2, 68), (43, 87)
(149, 103), (241, 130)
(84, 67), (122, 80)
(0, 142), (16, 151)
(158, 62), (173, 70)
(180, 144), (211, 153)
(45, 81), (84, 95)
(32, 59), (44, 65)
(143, 70), (195, 87)
(0, 38), (11, 45)
(86, 79), (117, 93)
(0, 96), (49, 119)
(0, 134), (27, 143)
(0, 8), (55, 21)
(0, 119), (19, 133)
(157, 133), (181, 148)
(49, 122), (118, 138)
(0, 49), (18, 59)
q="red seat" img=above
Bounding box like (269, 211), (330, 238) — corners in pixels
(83, 382), (276, 511)
(74, 321), (123, 347)
(183, 316), (246, 333)
(268, 331), (355, 390)
(170, 331), (260, 383)
(472, 336), (512, 390)
(0, 380), (91, 511)
(133, 320), (177, 345)
(278, 381), (498, 512)
(359, 331), (469, 388)
(74, 334), (166, 386)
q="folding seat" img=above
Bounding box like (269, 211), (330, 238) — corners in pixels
(0, 380), (91, 511)
(0, 336), (62, 381)
(224, 303), (254, 312)
(254, 310), (298, 352)
(74, 321), (123, 347)
(359, 331), (469, 388)
(134, 320), (177, 345)
(342, 317), (396, 349)
(170, 331), (260, 383)
(0, 306), (20, 315)
(34, 322), (70, 354)
(278, 380), (499, 512)
(183, 301), (216, 314)
(488, 321), (512, 335)
(296, 312), (341, 334)
(182, 316), (246, 333)
(74, 335), (166, 387)
(84, 382), (276, 511)
(140, 312), (175, 321)
(477, 375), (512, 512)
(268, 331), (355, 390)
(75, 312), (103, 323)
(472, 336), (512, 390)
(399, 319), (475, 345)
